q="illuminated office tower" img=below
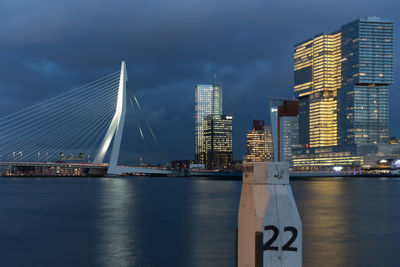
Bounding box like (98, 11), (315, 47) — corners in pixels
(338, 17), (394, 145)
(203, 114), (232, 169)
(278, 100), (299, 163)
(245, 121), (273, 162)
(246, 120), (265, 162)
(212, 82), (223, 115)
(194, 82), (222, 163)
(269, 97), (285, 161)
(264, 126), (273, 162)
(294, 32), (341, 148)
(292, 17), (394, 171)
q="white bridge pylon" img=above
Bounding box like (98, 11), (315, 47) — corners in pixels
(0, 60), (171, 176)
(92, 61), (171, 176)
(93, 61), (127, 175)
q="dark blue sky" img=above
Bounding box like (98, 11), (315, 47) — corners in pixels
(0, 0), (399, 164)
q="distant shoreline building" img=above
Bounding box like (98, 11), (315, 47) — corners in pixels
(194, 82), (222, 164)
(269, 97), (285, 161)
(245, 120), (273, 162)
(278, 100), (299, 163)
(292, 17), (395, 171)
(204, 114), (233, 169)
(264, 126), (273, 162)
(194, 81), (232, 169)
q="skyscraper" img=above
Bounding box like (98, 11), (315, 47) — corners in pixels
(338, 17), (394, 145)
(277, 100), (299, 163)
(245, 120), (274, 162)
(292, 17), (394, 171)
(264, 126), (274, 162)
(204, 114), (232, 169)
(269, 97), (285, 161)
(294, 32), (341, 148)
(194, 82), (222, 163)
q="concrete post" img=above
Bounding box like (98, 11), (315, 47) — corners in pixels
(237, 162), (302, 267)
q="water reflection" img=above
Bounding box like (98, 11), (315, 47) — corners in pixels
(295, 180), (352, 266)
(293, 178), (400, 267)
(186, 179), (239, 267)
(97, 178), (139, 267)
(1, 177), (400, 266)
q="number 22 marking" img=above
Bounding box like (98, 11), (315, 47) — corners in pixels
(263, 225), (298, 252)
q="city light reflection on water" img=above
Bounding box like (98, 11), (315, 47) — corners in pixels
(186, 179), (238, 266)
(292, 178), (400, 267)
(0, 177), (399, 266)
(97, 178), (139, 267)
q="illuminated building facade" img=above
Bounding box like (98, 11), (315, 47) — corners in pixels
(204, 114), (233, 169)
(293, 17), (394, 171)
(294, 32), (341, 148)
(245, 121), (273, 162)
(246, 120), (265, 162)
(194, 83), (222, 164)
(292, 146), (363, 169)
(264, 126), (273, 162)
(338, 17), (393, 145)
(269, 97), (285, 161)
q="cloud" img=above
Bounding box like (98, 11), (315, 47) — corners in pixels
(0, 0), (399, 163)
(25, 59), (69, 78)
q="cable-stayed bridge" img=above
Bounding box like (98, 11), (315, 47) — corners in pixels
(0, 61), (171, 176)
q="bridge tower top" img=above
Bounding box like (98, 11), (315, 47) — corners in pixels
(94, 61), (127, 174)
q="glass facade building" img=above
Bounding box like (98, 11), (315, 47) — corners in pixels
(279, 116), (299, 164)
(292, 17), (394, 170)
(245, 121), (273, 162)
(204, 114), (232, 169)
(269, 97), (285, 161)
(194, 83), (223, 163)
(277, 101), (299, 164)
(294, 32), (341, 148)
(338, 17), (394, 145)
(292, 145), (363, 168)
(264, 126), (274, 162)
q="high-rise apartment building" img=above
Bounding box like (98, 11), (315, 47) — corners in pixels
(245, 121), (273, 162)
(292, 17), (394, 170)
(204, 114), (232, 169)
(194, 82), (222, 164)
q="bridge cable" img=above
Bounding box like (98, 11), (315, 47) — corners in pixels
(128, 90), (167, 165)
(127, 95), (152, 163)
(0, 71), (121, 162)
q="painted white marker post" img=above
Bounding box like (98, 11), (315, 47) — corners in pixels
(263, 162), (302, 267)
(237, 162), (301, 267)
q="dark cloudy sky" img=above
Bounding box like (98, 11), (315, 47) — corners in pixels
(0, 0), (399, 164)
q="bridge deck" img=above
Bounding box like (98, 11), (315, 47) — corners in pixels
(0, 162), (172, 176)
(0, 161), (108, 169)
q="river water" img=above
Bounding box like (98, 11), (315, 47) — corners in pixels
(0, 176), (399, 266)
